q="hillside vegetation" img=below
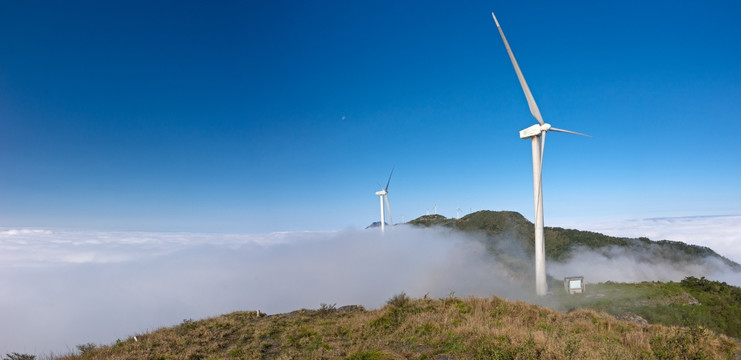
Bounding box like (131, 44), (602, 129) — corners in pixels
(408, 211), (741, 339)
(410, 211), (741, 268)
(43, 294), (740, 360)
(549, 277), (741, 339)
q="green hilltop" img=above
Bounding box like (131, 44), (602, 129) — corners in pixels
(408, 210), (741, 269)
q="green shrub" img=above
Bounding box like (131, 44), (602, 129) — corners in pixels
(345, 350), (391, 360)
(318, 303), (336, 315)
(76, 343), (97, 354)
(386, 292), (409, 308)
(3, 353), (35, 360)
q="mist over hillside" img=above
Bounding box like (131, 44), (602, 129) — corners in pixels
(1, 211), (739, 355)
(556, 215), (741, 265)
(409, 211), (741, 284)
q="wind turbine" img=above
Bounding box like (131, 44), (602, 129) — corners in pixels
(375, 168), (394, 233)
(491, 12), (590, 296)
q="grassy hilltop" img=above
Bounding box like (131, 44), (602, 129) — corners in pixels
(38, 293), (741, 359)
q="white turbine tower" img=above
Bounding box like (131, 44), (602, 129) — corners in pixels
(491, 12), (590, 296)
(375, 168), (394, 233)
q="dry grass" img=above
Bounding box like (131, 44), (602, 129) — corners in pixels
(61, 295), (739, 359)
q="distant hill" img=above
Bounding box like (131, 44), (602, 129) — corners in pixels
(408, 210), (741, 271)
(364, 221), (387, 229)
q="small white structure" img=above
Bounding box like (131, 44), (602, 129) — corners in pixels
(564, 276), (585, 294)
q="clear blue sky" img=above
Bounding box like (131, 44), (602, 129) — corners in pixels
(2, 1), (740, 233)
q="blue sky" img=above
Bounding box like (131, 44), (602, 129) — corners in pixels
(2, 1), (740, 233)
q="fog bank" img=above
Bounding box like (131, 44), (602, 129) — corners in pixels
(0, 226), (527, 355)
(1, 223), (738, 356)
(555, 215), (741, 264)
(549, 245), (740, 285)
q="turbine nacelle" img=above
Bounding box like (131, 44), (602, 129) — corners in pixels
(375, 190), (387, 196)
(519, 123), (551, 139)
(520, 123), (591, 139)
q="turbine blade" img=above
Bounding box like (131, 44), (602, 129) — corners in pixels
(385, 167), (395, 191)
(538, 131), (545, 213)
(385, 195), (394, 226)
(540, 130), (546, 169)
(533, 134), (544, 239)
(550, 127), (592, 137)
(492, 12), (544, 125)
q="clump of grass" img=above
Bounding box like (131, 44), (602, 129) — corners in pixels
(74, 344), (96, 355)
(3, 353), (36, 360)
(318, 303), (337, 315)
(386, 292), (410, 308)
(345, 350), (393, 360)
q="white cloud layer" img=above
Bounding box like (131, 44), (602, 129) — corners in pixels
(0, 226), (528, 356)
(548, 245), (739, 285)
(555, 215), (741, 264)
(1, 222), (738, 356)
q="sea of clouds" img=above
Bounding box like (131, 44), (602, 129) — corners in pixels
(1, 217), (739, 355)
(555, 215), (741, 265)
(0, 226), (522, 355)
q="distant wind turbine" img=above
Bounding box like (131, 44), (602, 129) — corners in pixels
(491, 12), (590, 296)
(375, 168), (395, 233)
(456, 206), (462, 219)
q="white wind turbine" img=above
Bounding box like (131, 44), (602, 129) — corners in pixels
(491, 12), (590, 296)
(375, 168), (394, 233)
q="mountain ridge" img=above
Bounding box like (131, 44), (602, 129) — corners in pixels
(407, 210), (741, 271)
